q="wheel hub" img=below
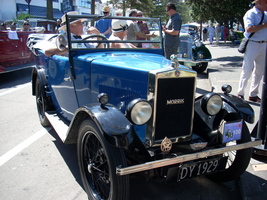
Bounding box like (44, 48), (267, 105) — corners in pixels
(88, 163), (93, 174)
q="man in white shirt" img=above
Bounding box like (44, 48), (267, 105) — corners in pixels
(237, 0), (267, 102)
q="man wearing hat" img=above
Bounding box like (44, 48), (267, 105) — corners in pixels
(109, 20), (136, 48)
(44, 11), (100, 57)
(95, 6), (112, 38)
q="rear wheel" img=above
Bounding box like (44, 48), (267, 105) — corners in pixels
(192, 62), (208, 73)
(77, 119), (129, 200)
(207, 121), (252, 182)
(35, 78), (50, 127)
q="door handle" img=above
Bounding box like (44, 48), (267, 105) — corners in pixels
(64, 77), (72, 82)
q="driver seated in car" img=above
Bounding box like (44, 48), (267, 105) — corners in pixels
(109, 20), (137, 48)
(44, 11), (103, 57)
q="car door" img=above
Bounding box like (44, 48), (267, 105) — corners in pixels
(46, 55), (79, 121)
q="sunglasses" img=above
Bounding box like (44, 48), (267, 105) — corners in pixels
(137, 14), (142, 17)
(23, 23), (29, 25)
(166, 9), (170, 12)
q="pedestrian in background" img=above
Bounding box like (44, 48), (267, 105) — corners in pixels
(95, 6), (112, 38)
(136, 11), (150, 47)
(202, 26), (208, 41)
(237, 0), (267, 103)
(223, 23), (229, 43)
(162, 2), (182, 59)
(127, 9), (156, 46)
(116, 9), (123, 16)
(208, 25), (215, 44)
(215, 23), (221, 44)
(55, 19), (61, 32)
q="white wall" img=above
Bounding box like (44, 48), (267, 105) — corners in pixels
(0, 0), (61, 21)
(0, 0), (17, 21)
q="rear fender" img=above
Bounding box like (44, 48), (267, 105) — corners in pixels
(66, 104), (133, 148)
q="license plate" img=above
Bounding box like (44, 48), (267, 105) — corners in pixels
(178, 157), (227, 181)
(221, 120), (242, 143)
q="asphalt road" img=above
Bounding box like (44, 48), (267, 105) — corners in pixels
(0, 43), (266, 200)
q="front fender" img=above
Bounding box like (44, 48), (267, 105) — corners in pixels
(31, 66), (47, 96)
(65, 104), (133, 148)
(219, 93), (254, 123)
(192, 45), (212, 60)
(193, 93), (254, 145)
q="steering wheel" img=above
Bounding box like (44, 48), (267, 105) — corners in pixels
(82, 34), (109, 48)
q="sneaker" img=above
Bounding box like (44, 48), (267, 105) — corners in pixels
(249, 96), (261, 103)
(237, 94), (244, 100)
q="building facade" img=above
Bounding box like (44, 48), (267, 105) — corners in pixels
(0, 0), (115, 22)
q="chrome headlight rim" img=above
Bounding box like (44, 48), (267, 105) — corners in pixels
(201, 93), (223, 116)
(126, 99), (152, 125)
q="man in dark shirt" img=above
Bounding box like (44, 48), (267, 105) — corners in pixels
(162, 2), (182, 59)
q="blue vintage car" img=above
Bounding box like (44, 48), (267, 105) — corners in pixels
(27, 14), (261, 200)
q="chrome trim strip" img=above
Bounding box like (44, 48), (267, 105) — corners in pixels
(116, 139), (262, 176)
(178, 58), (212, 63)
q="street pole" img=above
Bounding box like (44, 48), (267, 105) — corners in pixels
(257, 44), (267, 149)
(25, 0), (31, 15)
(28, 3), (30, 15)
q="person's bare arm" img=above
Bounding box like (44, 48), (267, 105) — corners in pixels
(103, 27), (112, 36)
(162, 26), (179, 35)
(246, 23), (267, 33)
(136, 31), (157, 39)
(44, 47), (68, 57)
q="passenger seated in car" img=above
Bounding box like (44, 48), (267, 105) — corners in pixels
(109, 20), (136, 48)
(44, 11), (103, 57)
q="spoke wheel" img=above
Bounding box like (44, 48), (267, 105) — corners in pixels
(77, 120), (129, 200)
(207, 120), (252, 182)
(35, 78), (50, 127)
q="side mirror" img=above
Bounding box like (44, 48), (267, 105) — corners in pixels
(56, 34), (68, 51)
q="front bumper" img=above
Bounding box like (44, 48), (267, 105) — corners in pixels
(116, 138), (261, 176)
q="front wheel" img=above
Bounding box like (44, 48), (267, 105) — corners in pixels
(35, 78), (50, 127)
(192, 62), (208, 73)
(77, 119), (129, 200)
(207, 121), (252, 182)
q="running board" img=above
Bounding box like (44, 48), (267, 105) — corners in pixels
(116, 139), (262, 176)
(45, 111), (69, 142)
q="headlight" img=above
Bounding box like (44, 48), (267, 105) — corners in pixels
(221, 84), (232, 94)
(97, 93), (109, 105)
(126, 99), (152, 125)
(201, 93), (222, 115)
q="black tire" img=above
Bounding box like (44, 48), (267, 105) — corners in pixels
(35, 78), (50, 127)
(192, 62), (208, 73)
(77, 119), (129, 200)
(207, 121), (252, 182)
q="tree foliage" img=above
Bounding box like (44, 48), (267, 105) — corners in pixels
(108, 0), (192, 24)
(185, 0), (252, 28)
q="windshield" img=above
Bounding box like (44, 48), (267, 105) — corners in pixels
(181, 25), (198, 35)
(64, 15), (163, 51)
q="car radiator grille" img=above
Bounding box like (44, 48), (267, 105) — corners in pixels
(153, 77), (195, 142)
